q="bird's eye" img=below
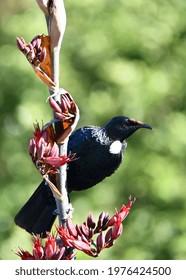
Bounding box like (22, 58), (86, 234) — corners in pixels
(124, 118), (130, 126)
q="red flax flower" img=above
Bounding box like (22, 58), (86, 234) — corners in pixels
(57, 197), (135, 257)
(17, 234), (74, 260)
(16, 198), (135, 259)
(29, 122), (76, 176)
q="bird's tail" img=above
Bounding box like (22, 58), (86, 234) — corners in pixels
(14, 180), (57, 238)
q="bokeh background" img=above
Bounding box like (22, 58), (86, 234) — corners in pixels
(0, 0), (186, 260)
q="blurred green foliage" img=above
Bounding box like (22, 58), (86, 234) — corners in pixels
(0, 0), (186, 260)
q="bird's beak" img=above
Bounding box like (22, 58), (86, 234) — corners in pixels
(129, 118), (154, 131)
(140, 122), (154, 130)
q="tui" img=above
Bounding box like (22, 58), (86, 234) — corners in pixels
(14, 116), (152, 236)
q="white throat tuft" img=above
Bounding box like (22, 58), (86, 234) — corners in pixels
(109, 140), (122, 154)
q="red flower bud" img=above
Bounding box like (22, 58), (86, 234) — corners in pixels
(87, 212), (96, 229)
(33, 238), (44, 260)
(80, 224), (89, 237)
(71, 239), (91, 252)
(97, 212), (105, 228)
(111, 216), (123, 240)
(96, 232), (105, 253)
(105, 228), (112, 243)
(16, 249), (35, 260)
(39, 47), (47, 62)
(49, 97), (62, 113)
(16, 37), (25, 52)
(66, 218), (78, 237)
(44, 235), (57, 259)
(75, 224), (83, 237)
(54, 111), (67, 120)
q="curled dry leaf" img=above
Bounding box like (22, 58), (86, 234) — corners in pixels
(16, 35), (56, 90)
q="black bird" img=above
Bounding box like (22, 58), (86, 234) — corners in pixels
(14, 116), (152, 236)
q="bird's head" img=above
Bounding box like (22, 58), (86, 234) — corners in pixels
(104, 116), (153, 142)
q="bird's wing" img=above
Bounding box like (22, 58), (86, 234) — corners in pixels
(67, 127), (122, 191)
(68, 126), (98, 154)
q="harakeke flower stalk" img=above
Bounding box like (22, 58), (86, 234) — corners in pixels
(36, 0), (78, 231)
